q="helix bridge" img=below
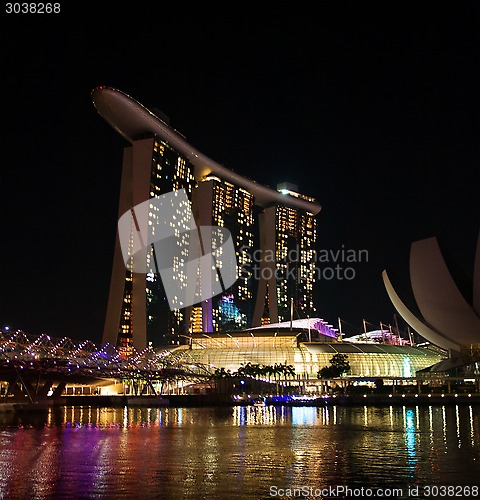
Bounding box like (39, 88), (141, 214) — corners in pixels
(0, 329), (212, 401)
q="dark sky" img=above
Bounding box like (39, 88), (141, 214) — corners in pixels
(2, 1), (479, 343)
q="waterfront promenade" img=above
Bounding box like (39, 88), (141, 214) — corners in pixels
(2, 391), (480, 413)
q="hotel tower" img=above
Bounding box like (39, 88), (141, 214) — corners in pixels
(92, 87), (321, 354)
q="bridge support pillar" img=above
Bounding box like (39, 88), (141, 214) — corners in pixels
(51, 382), (66, 399)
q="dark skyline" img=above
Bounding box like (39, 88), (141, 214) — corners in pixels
(3, 1), (479, 343)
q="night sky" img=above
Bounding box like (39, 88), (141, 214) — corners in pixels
(3, 1), (479, 343)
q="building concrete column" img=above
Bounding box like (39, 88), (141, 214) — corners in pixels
(252, 207), (278, 325)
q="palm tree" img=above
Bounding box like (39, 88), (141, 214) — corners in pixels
(211, 367), (232, 393)
(236, 364), (246, 378)
(285, 364), (295, 379)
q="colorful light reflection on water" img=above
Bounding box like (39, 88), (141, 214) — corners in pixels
(0, 405), (478, 499)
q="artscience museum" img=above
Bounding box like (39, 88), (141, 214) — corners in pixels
(383, 235), (480, 355)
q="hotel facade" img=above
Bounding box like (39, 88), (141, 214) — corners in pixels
(92, 87), (322, 354)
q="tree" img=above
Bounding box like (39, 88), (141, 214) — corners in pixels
(318, 353), (350, 379)
(284, 363), (296, 379)
(210, 367), (232, 393)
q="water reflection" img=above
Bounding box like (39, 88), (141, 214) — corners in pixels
(470, 405), (475, 447)
(0, 405), (478, 499)
(404, 408), (417, 477)
(456, 405), (461, 447)
(291, 406), (317, 426)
